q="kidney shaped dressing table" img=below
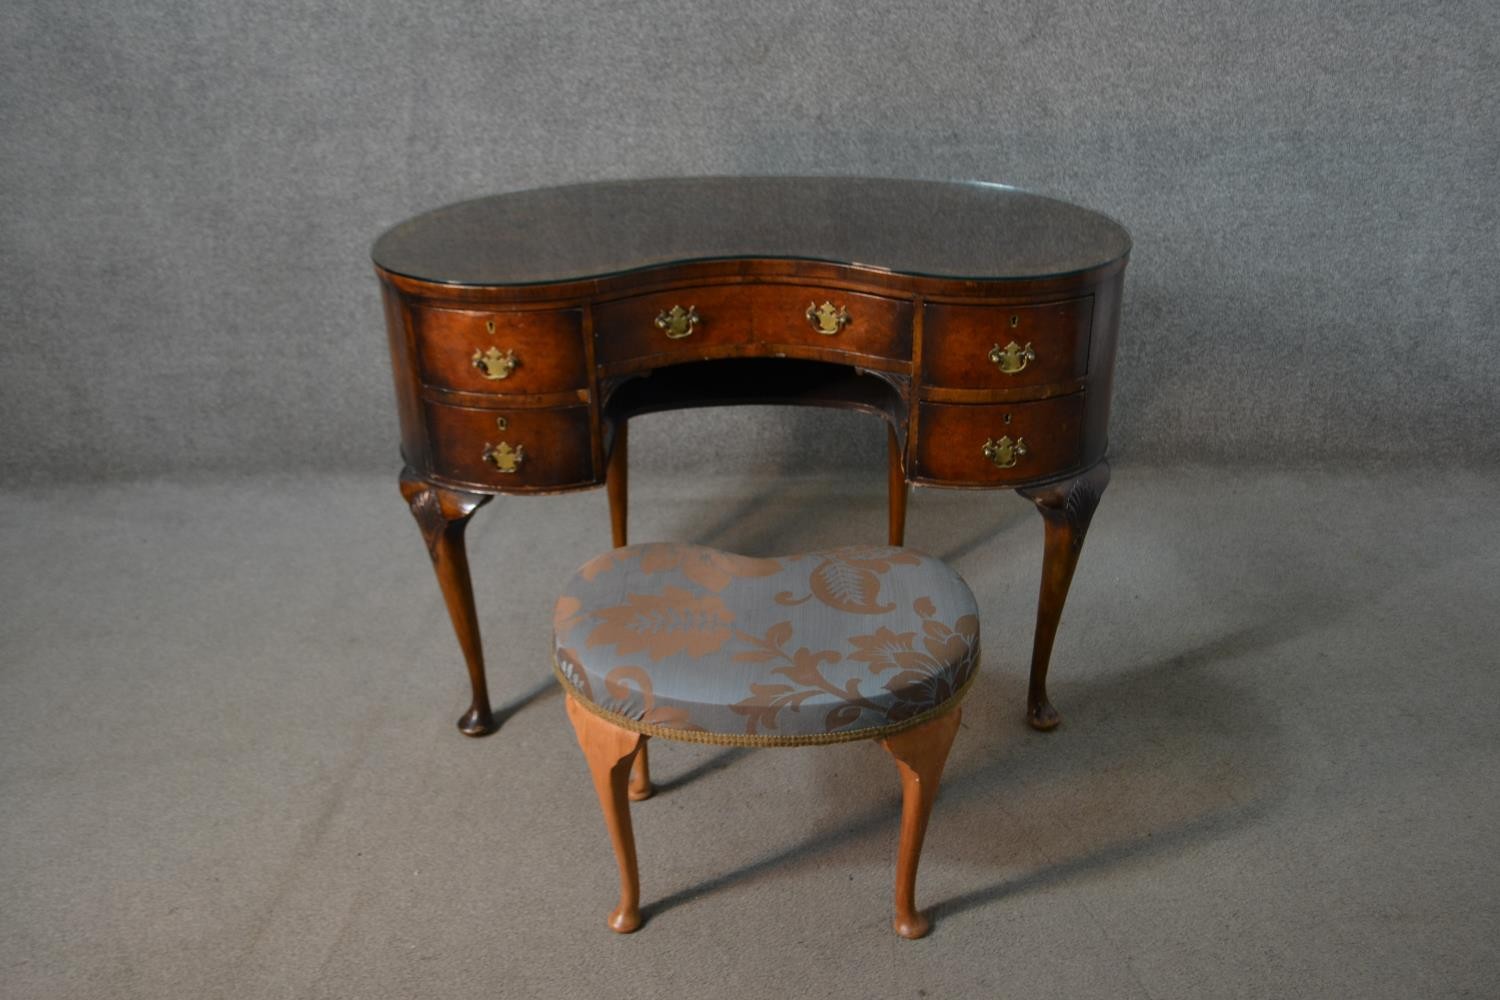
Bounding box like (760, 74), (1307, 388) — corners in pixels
(373, 177), (1129, 738)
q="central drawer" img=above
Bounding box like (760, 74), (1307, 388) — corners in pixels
(593, 284), (912, 366)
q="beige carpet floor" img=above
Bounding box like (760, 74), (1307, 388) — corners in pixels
(2, 464), (1497, 999)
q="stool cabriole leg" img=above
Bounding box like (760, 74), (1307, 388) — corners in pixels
(565, 695), (647, 933)
(1017, 460), (1111, 731)
(879, 706), (962, 940)
(887, 423), (908, 546)
(399, 469), (495, 737)
(607, 421), (628, 548)
(628, 742), (653, 801)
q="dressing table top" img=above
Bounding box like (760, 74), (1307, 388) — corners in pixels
(372, 176), (1131, 287)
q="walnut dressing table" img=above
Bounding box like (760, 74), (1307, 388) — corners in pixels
(374, 177), (1129, 737)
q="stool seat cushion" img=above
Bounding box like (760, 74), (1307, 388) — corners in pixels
(553, 543), (980, 746)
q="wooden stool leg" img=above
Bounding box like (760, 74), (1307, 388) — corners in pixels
(628, 742), (653, 801)
(878, 707), (962, 939)
(565, 694), (647, 932)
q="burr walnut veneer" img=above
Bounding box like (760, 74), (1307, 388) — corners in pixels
(375, 177), (1130, 737)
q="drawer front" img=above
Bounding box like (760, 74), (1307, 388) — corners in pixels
(424, 401), (594, 490)
(752, 286), (912, 359)
(593, 286), (753, 365)
(922, 297), (1092, 389)
(412, 307), (586, 394)
(914, 395), (1087, 486)
(594, 284), (913, 366)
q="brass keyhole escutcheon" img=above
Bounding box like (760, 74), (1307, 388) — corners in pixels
(655, 305), (700, 339)
(473, 346), (519, 380)
(483, 441), (525, 473)
(805, 301), (851, 335)
(495, 416), (508, 431)
(988, 341), (1035, 375)
(485, 319), (496, 335)
(982, 435), (1027, 469)
(1010, 314), (1020, 328)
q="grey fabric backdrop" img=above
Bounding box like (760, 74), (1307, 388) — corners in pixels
(2, 0), (1496, 483)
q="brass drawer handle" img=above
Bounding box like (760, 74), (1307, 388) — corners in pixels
(472, 346), (519, 380)
(982, 436), (1027, 469)
(482, 441), (525, 473)
(805, 301), (851, 335)
(655, 305), (700, 339)
(988, 341), (1035, 375)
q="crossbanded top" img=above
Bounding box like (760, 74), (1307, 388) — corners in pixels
(372, 176), (1130, 287)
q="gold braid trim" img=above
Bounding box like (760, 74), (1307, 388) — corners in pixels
(550, 652), (980, 748)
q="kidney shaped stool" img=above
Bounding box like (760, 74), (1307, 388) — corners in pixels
(552, 542), (981, 938)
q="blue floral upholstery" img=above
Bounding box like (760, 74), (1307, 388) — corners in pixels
(553, 543), (980, 746)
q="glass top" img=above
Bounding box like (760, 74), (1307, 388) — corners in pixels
(372, 177), (1131, 287)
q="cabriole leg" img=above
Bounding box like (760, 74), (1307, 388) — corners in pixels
(628, 742), (653, 801)
(1017, 460), (1111, 731)
(566, 695), (647, 932)
(887, 423), (908, 546)
(879, 707), (962, 940)
(607, 421), (628, 548)
(400, 468), (495, 737)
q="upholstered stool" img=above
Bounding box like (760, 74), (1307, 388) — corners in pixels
(553, 542), (980, 938)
